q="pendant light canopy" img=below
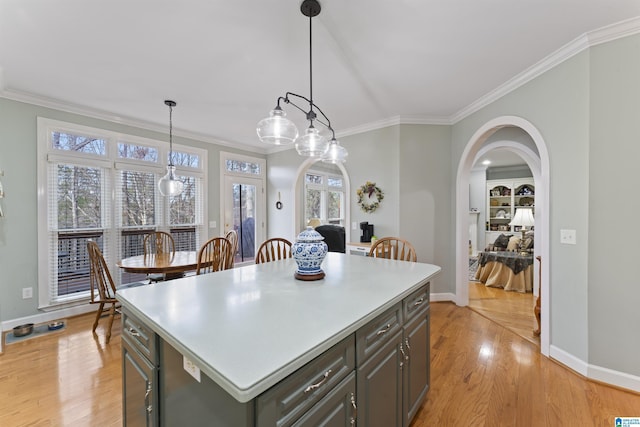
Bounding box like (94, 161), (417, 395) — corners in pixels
(256, 0), (348, 163)
(158, 100), (184, 197)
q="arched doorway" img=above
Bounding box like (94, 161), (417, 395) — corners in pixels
(455, 116), (551, 356)
(291, 158), (352, 243)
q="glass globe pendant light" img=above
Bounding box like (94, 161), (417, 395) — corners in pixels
(256, 0), (346, 163)
(295, 125), (328, 157)
(321, 137), (348, 163)
(158, 100), (184, 197)
(256, 105), (298, 145)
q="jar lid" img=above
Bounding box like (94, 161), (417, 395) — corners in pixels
(296, 226), (325, 242)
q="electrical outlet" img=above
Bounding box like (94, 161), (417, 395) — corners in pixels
(183, 356), (201, 382)
(560, 229), (576, 245)
(22, 287), (33, 299)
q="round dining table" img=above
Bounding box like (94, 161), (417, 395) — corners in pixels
(117, 251), (199, 275)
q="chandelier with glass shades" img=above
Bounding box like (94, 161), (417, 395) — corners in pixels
(157, 100), (184, 197)
(256, 0), (348, 164)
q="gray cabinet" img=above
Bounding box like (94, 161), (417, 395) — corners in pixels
(256, 336), (355, 427)
(356, 330), (404, 427)
(121, 282), (430, 427)
(122, 311), (159, 426)
(356, 283), (431, 427)
(292, 372), (357, 427)
(402, 284), (430, 426)
(402, 307), (430, 424)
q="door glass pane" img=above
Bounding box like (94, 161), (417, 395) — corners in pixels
(328, 190), (342, 222)
(306, 188), (322, 223)
(232, 183), (257, 263)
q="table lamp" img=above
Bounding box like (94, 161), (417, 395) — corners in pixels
(510, 207), (535, 252)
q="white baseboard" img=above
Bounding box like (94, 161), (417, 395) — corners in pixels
(551, 345), (640, 393)
(588, 363), (640, 393)
(1, 303), (95, 331)
(550, 345), (589, 376)
(430, 292), (456, 303)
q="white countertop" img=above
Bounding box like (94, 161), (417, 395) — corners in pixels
(117, 252), (441, 402)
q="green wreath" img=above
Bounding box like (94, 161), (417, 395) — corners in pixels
(356, 181), (384, 213)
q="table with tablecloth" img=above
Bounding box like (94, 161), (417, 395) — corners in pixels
(474, 251), (533, 293)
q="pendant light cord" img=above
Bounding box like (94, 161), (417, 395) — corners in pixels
(308, 12), (314, 124)
(168, 103), (174, 166)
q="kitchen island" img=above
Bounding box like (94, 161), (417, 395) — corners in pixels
(117, 252), (441, 426)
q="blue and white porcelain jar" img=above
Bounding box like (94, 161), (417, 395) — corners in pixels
(292, 226), (328, 279)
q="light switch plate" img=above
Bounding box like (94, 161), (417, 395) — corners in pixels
(183, 356), (201, 382)
(352, 222), (357, 230)
(209, 221), (217, 229)
(560, 229), (576, 245)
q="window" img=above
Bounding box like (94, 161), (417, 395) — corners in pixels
(37, 118), (207, 308)
(304, 170), (344, 225)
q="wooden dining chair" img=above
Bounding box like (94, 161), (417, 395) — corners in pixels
(224, 229), (239, 269)
(255, 238), (293, 264)
(368, 237), (417, 262)
(196, 237), (233, 275)
(87, 240), (119, 343)
(143, 231), (176, 282)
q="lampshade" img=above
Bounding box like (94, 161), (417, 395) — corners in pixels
(256, 107), (298, 145)
(321, 138), (348, 164)
(510, 207), (535, 228)
(157, 100), (184, 197)
(295, 126), (329, 157)
(158, 165), (184, 197)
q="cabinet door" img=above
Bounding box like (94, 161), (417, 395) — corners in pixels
(403, 307), (430, 426)
(122, 338), (158, 427)
(292, 372), (357, 427)
(356, 331), (403, 427)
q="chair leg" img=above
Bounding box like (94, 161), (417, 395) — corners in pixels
(105, 303), (116, 343)
(92, 302), (104, 333)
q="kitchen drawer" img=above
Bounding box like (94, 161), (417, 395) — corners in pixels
(356, 302), (402, 363)
(122, 310), (158, 365)
(256, 335), (355, 427)
(403, 282), (430, 323)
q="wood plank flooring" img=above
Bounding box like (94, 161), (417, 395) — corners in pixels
(0, 304), (638, 426)
(468, 280), (540, 346)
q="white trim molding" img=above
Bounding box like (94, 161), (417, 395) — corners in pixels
(551, 345), (640, 394)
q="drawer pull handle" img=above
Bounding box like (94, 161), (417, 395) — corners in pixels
(400, 343), (408, 362)
(128, 327), (140, 337)
(413, 297), (424, 307)
(144, 382), (153, 414)
(304, 369), (332, 394)
(349, 392), (357, 426)
(376, 323), (392, 336)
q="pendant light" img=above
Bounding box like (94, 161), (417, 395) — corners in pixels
(157, 100), (184, 197)
(256, 0), (348, 163)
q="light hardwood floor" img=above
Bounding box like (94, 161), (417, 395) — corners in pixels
(468, 280), (540, 346)
(1, 304), (638, 426)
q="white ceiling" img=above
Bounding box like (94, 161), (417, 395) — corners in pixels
(2, 0), (640, 153)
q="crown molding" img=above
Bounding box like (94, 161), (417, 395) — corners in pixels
(336, 114), (451, 139)
(587, 15), (640, 47)
(3, 16), (640, 148)
(0, 88), (268, 155)
(450, 16), (640, 124)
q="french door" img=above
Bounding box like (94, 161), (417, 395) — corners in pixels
(223, 175), (264, 265)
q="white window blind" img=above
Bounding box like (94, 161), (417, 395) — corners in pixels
(38, 118), (207, 308)
(48, 161), (110, 304)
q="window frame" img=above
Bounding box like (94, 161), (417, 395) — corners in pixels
(37, 118), (207, 309)
(303, 169), (345, 226)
